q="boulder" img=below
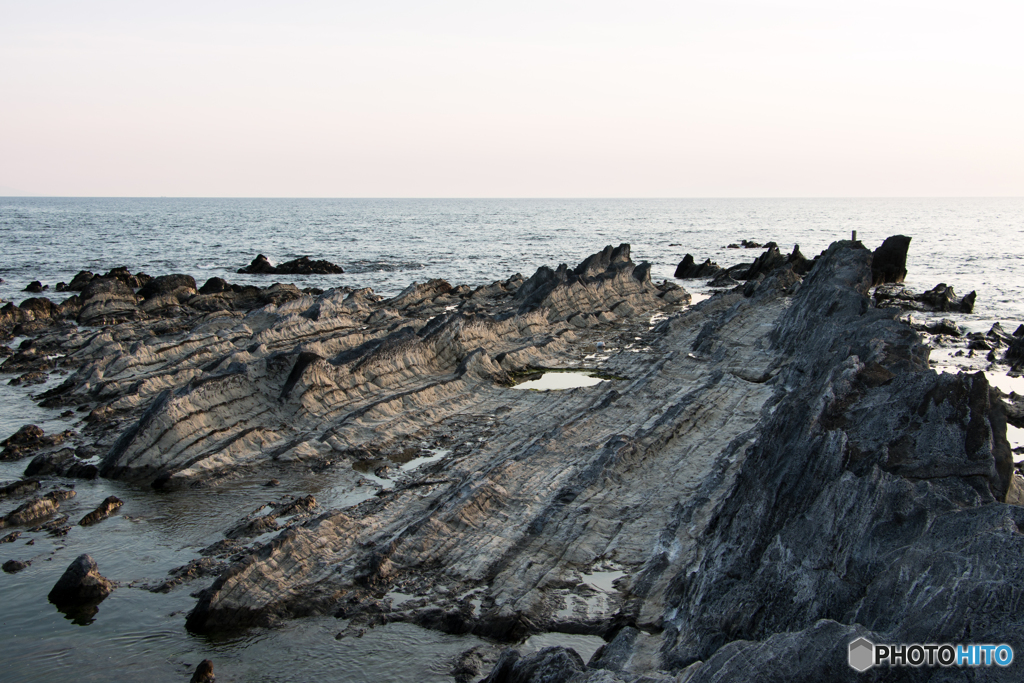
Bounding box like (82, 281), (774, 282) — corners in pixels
(24, 281), (47, 293)
(238, 254), (277, 274)
(0, 479), (40, 499)
(0, 490), (75, 528)
(870, 234), (911, 285)
(47, 554), (114, 606)
(199, 277), (232, 295)
(24, 450), (99, 479)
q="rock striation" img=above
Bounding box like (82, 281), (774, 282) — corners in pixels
(1, 239), (1016, 682)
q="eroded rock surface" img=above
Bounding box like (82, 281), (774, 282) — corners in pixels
(2, 239), (1018, 681)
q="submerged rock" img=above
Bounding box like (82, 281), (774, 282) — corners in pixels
(78, 496), (124, 526)
(3, 559), (31, 573)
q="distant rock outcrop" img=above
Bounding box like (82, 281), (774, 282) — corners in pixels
(238, 255), (344, 275)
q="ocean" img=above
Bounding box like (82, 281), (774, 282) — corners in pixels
(0, 197), (1022, 682)
(2, 197), (1023, 325)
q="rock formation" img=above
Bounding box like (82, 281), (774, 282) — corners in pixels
(673, 255), (723, 279)
(47, 554), (114, 606)
(870, 234), (911, 285)
(238, 254), (344, 275)
(0, 239), (1017, 681)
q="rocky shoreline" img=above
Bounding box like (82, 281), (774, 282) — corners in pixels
(1, 238), (1023, 681)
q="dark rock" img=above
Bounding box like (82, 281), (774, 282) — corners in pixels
(263, 479), (280, 487)
(1, 425), (73, 461)
(239, 254), (277, 274)
(741, 243), (789, 280)
(66, 271), (96, 291)
(707, 272), (740, 288)
(874, 282), (977, 313)
(238, 255), (344, 275)
(870, 234), (911, 285)
(1006, 335), (1024, 367)
(100, 266), (149, 289)
(199, 277), (232, 295)
(0, 489), (75, 528)
(8, 371), (47, 387)
(19, 297), (58, 320)
(481, 646), (585, 683)
(77, 276), (142, 325)
(786, 244), (814, 276)
(0, 478), (40, 499)
(137, 274), (197, 300)
(924, 318), (962, 336)
(674, 255), (723, 279)
(0, 530), (22, 543)
(24, 281), (48, 293)
(1015, 324), (1024, 338)
(47, 554), (113, 606)
(3, 559), (30, 573)
(190, 659), (216, 683)
(78, 496), (124, 526)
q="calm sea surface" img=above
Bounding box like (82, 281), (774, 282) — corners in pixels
(0, 198), (1022, 682)
(2, 197), (1023, 323)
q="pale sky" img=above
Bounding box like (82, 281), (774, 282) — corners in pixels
(1, 1), (1022, 197)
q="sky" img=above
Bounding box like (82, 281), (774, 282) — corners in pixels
(1, 1), (1022, 197)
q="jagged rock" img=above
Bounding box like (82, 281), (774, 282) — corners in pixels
(0, 489), (75, 528)
(48, 554), (113, 606)
(786, 244), (814, 276)
(874, 282), (977, 313)
(741, 243), (787, 280)
(24, 450), (99, 479)
(78, 496), (124, 526)
(0, 530), (22, 543)
(870, 234), (911, 285)
(673, 255), (723, 279)
(921, 318), (962, 336)
(0, 479), (40, 499)
(3, 559), (31, 573)
(481, 647), (585, 683)
(190, 659), (216, 683)
(238, 255), (344, 275)
(1, 425), (72, 461)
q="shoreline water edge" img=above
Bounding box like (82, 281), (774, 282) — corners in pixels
(2, 236), (1024, 682)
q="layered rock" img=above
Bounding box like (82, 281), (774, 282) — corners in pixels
(673, 255), (723, 279)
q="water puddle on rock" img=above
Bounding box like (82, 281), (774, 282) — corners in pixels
(512, 370), (608, 392)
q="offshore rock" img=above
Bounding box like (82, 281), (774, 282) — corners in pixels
(238, 255), (344, 275)
(3, 559), (31, 573)
(24, 450), (99, 479)
(673, 255), (722, 279)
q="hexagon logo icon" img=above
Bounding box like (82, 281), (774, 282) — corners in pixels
(848, 637), (874, 672)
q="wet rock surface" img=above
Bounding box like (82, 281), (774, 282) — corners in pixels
(47, 553), (114, 609)
(0, 239), (1018, 681)
(238, 254), (344, 275)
